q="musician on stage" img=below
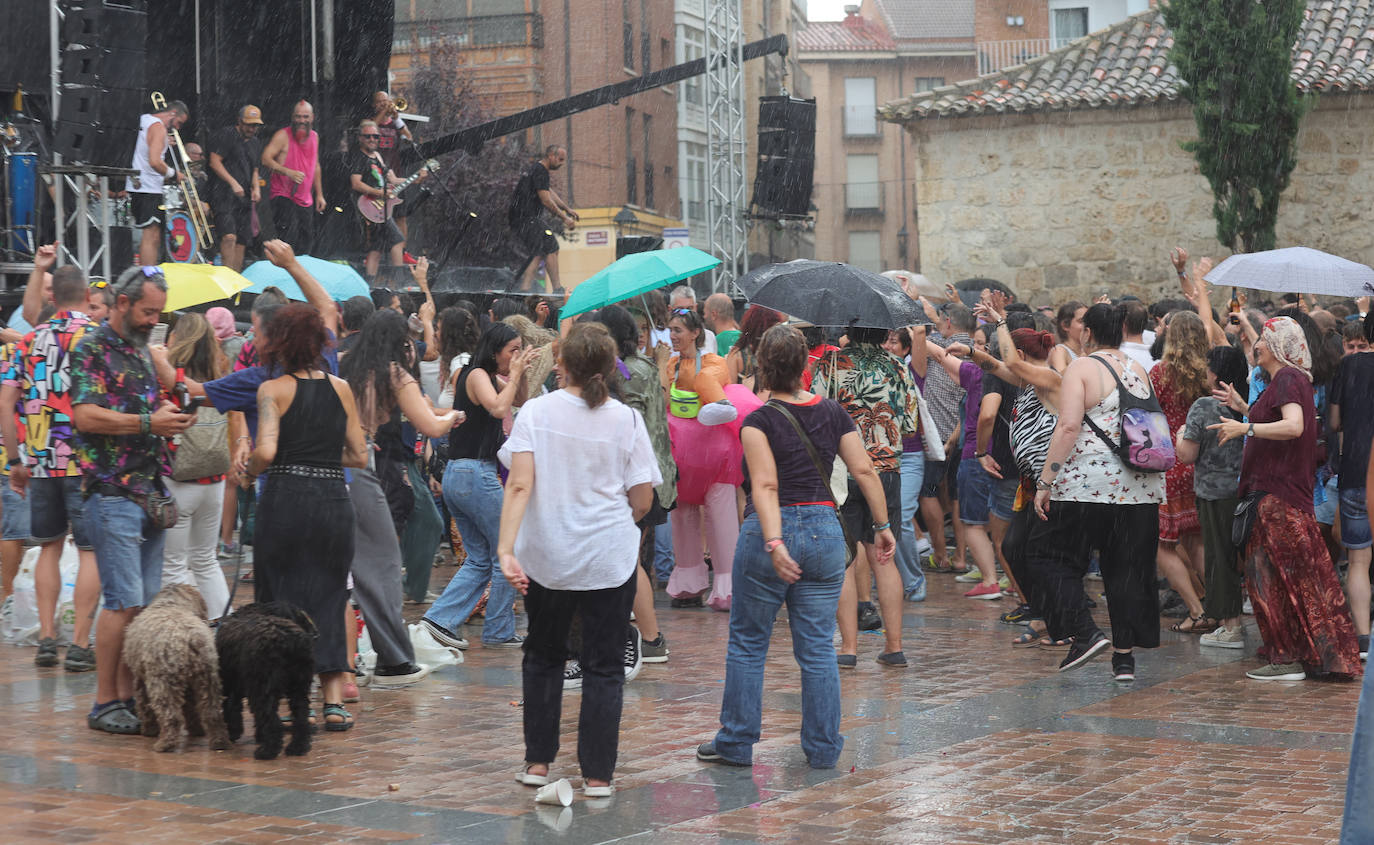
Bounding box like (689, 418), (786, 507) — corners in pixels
(260, 100), (325, 255)
(127, 99), (188, 265)
(207, 105), (263, 271)
(371, 91), (421, 248)
(350, 120), (408, 279)
(509, 145), (576, 291)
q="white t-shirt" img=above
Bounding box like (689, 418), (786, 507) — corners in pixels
(498, 390), (661, 590)
(1120, 339), (1158, 374)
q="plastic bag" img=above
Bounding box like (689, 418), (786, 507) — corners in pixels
(408, 622), (463, 667)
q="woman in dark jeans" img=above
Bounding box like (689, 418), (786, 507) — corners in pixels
(697, 324), (894, 769)
(248, 304), (368, 729)
(498, 323), (660, 796)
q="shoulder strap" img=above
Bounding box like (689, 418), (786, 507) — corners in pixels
(764, 400), (832, 491)
(1082, 355), (1122, 451)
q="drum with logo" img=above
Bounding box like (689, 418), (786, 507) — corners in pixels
(164, 210), (199, 263)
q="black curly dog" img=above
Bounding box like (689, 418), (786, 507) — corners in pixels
(216, 601), (318, 760)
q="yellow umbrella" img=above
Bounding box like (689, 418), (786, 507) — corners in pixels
(156, 263), (253, 312)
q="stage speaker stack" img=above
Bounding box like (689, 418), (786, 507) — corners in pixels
(53, 1), (148, 169)
(750, 96), (816, 218)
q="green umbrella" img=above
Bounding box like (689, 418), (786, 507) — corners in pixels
(560, 246), (721, 319)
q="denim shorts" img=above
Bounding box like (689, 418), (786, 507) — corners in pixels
(1, 483), (30, 542)
(1315, 476), (1339, 526)
(957, 459), (992, 525)
(85, 492), (165, 610)
(1341, 487), (1372, 551)
(29, 475), (92, 548)
(988, 474), (1020, 522)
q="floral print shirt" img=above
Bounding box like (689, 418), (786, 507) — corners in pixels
(1053, 353), (1165, 505)
(812, 342), (918, 474)
(0, 310), (93, 477)
(69, 323), (170, 496)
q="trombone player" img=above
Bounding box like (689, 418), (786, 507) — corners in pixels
(127, 99), (189, 265)
(371, 91), (419, 245)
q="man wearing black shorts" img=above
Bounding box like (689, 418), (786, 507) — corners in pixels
(126, 100), (189, 265)
(508, 146), (577, 291)
(350, 120), (406, 280)
(207, 105), (263, 271)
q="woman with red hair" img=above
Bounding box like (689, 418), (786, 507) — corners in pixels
(726, 306), (783, 387)
(247, 304), (369, 730)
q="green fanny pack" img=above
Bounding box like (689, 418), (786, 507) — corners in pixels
(669, 385), (700, 419)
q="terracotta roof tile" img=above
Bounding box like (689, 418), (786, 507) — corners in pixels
(880, 0), (1374, 122)
(796, 18), (896, 52)
(871, 0), (975, 42)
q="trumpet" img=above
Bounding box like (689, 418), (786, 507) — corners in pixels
(151, 91), (213, 258)
(392, 96), (408, 113)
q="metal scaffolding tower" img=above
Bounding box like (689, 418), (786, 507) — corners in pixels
(703, 0), (748, 293)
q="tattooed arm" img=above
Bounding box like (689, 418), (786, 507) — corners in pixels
(247, 382), (282, 476)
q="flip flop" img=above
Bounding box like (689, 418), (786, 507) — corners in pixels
(88, 700), (141, 735)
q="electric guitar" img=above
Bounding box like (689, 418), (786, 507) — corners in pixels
(357, 158), (440, 223)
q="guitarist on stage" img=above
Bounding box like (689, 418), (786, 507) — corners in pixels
(350, 120), (426, 279)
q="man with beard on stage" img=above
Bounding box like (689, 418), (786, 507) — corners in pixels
(261, 100), (326, 254)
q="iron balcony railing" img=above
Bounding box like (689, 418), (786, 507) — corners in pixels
(393, 13), (544, 53)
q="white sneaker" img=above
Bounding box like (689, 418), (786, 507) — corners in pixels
(1199, 625), (1245, 649)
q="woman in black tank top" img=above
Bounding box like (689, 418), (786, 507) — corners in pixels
(247, 305), (368, 731)
(422, 323), (539, 648)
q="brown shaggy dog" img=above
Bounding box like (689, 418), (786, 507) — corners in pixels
(123, 584), (231, 753)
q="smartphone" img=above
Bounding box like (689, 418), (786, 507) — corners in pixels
(149, 322), (169, 347)
(182, 396), (204, 413)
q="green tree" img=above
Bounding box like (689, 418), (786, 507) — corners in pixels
(1164, 0), (1309, 253)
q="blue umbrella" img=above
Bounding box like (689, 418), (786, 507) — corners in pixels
(241, 255), (370, 301)
(561, 246), (720, 319)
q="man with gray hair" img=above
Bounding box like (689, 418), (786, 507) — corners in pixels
(703, 293), (740, 356)
(71, 265), (195, 734)
(918, 301), (975, 575)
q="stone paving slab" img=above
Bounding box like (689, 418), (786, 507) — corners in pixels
(0, 561), (1360, 843)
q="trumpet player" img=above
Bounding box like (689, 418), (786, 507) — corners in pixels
(127, 99), (189, 265)
(207, 105), (263, 271)
(371, 91), (418, 245)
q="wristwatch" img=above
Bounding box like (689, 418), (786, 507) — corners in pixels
(1246, 422), (1256, 438)
(1035, 477), (1053, 490)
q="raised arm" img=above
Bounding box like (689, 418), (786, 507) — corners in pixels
(22, 243), (56, 326)
(262, 239), (338, 336)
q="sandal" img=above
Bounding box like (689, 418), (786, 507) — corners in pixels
(88, 700), (142, 735)
(1012, 626), (1042, 648)
(1038, 636), (1073, 649)
(516, 764), (550, 786)
(280, 708), (318, 728)
(1171, 614), (1219, 635)
(322, 703), (353, 732)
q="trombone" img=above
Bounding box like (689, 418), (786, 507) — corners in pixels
(151, 91), (213, 259)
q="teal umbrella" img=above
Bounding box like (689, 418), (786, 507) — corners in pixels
(560, 246), (721, 319)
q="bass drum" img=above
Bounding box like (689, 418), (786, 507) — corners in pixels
(164, 210), (200, 263)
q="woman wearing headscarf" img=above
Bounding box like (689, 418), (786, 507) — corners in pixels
(1210, 316), (1361, 681)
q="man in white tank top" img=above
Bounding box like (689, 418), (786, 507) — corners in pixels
(127, 100), (189, 266)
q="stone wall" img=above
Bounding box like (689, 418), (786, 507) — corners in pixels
(903, 96), (1374, 306)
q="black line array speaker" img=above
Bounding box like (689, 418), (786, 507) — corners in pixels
(53, 1), (147, 168)
(750, 96), (816, 218)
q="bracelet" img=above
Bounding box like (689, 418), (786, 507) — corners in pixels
(1036, 477), (1053, 490)
(871, 521), (890, 532)
(764, 538), (785, 553)
(236, 436), (252, 443)
(974, 451), (987, 458)
(139, 412), (151, 435)
(6, 458), (20, 467)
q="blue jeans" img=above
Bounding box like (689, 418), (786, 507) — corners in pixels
(653, 520), (674, 582)
(893, 452), (926, 599)
(85, 492), (165, 611)
(714, 507), (846, 768)
(1343, 657), (1374, 842)
(426, 458), (517, 643)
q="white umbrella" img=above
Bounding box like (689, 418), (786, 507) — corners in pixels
(1203, 247), (1374, 297)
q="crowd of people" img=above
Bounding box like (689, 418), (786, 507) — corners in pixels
(1, 240), (1372, 807)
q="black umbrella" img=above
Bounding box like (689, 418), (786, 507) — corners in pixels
(736, 260), (928, 328)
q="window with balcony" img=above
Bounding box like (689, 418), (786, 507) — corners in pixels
(845, 154), (881, 212)
(848, 231), (882, 273)
(843, 77), (878, 136)
(1052, 7), (1089, 47)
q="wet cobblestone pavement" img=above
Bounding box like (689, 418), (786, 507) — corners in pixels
(0, 561), (1359, 843)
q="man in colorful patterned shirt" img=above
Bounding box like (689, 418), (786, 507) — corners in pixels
(0, 265), (102, 671)
(71, 266), (194, 735)
(0, 341), (27, 607)
(813, 327), (919, 668)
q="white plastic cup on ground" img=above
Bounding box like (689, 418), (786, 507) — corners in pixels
(534, 777), (573, 807)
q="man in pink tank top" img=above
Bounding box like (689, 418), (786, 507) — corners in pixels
(260, 100), (326, 255)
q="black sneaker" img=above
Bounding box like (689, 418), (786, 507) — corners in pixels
(696, 741), (750, 766)
(857, 603), (883, 632)
(1111, 652), (1135, 682)
(481, 635), (525, 649)
(999, 604), (1033, 625)
(1058, 632), (1110, 672)
(64, 643), (96, 672)
(670, 595), (704, 608)
(371, 662), (434, 688)
(563, 660), (583, 691)
(34, 637), (59, 668)
(420, 617), (469, 650)
(623, 627), (643, 682)
(641, 633), (670, 663)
